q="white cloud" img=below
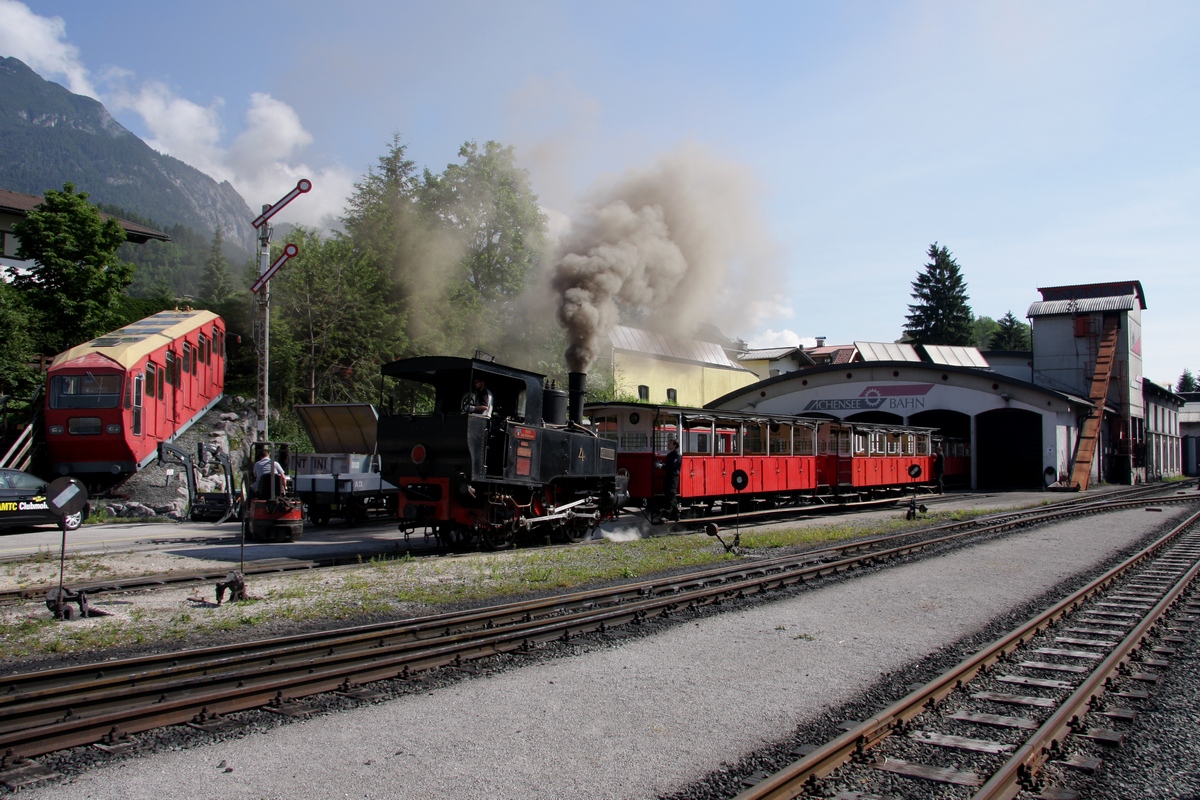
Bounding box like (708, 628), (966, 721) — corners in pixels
(747, 329), (818, 350)
(0, 0), (95, 96)
(0, 1), (353, 231)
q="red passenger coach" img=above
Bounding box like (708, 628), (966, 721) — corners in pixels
(585, 403), (940, 520)
(45, 309), (226, 480)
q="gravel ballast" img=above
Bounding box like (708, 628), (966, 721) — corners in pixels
(12, 504), (1196, 799)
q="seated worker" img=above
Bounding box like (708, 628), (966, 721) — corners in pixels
(465, 376), (494, 418)
(253, 446), (289, 495)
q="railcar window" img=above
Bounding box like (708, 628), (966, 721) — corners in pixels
(837, 429), (851, 456)
(855, 432), (868, 455)
(132, 375), (144, 436)
(145, 363), (156, 399)
(917, 436), (930, 455)
(199, 333), (210, 366)
(68, 417), (102, 435)
(165, 352), (176, 387)
(181, 344), (191, 375)
(795, 428), (815, 455)
(157, 365), (165, 398)
(50, 374), (122, 409)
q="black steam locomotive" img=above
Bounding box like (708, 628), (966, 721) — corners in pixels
(377, 356), (628, 549)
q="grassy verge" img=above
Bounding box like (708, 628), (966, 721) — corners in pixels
(0, 508), (1007, 662)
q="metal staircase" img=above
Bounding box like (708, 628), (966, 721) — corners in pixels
(1068, 316), (1120, 490)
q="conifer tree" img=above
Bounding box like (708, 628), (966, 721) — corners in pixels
(990, 310), (1031, 351)
(199, 226), (235, 305)
(1177, 369), (1198, 393)
(903, 243), (973, 346)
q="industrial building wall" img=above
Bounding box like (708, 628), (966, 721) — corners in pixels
(613, 352), (758, 407)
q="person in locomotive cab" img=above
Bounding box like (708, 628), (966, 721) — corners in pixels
(466, 376), (494, 418)
(933, 445), (945, 494)
(659, 438), (682, 521)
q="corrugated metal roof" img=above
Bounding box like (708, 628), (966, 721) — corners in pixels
(854, 341), (922, 362)
(610, 325), (743, 369)
(294, 404), (378, 453)
(1038, 281), (1146, 309)
(739, 346), (799, 361)
(1027, 296), (1138, 317)
(921, 345), (991, 368)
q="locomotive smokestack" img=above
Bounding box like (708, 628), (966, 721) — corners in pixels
(568, 372), (587, 425)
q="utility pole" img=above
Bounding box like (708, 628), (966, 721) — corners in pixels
(250, 179), (311, 441)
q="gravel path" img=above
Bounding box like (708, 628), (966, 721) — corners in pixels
(15, 505), (1194, 800)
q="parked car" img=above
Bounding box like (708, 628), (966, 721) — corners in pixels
(0, 468), (87, 531)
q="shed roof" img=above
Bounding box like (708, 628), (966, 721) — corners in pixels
(611, 325), (747, 370)
(855, 341), (921, 363)
(921, 345), (990, 368)
(0, 187), (169, 244)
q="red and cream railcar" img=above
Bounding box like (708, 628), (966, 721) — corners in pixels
(585, 403), (939, 517)
(45, 309), (226, 479)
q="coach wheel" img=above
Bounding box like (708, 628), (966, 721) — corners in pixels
(310, 506), (331, 527)
(483, 522), (517, 551)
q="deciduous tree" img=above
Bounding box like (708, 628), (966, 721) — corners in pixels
(7, 183), (133, 354)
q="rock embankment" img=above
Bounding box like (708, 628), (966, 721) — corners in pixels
(101, 397), (258, 520)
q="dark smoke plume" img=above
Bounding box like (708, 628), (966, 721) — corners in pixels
(551, 144), (781, 373)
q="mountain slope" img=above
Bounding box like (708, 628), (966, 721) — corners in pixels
(0, 56), (256, 250)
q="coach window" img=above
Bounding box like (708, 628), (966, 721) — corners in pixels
(182, 344), (191, 375)
(715, 418), (741, 455)
(199, 333), (209, 366)
(593, 414), (618, 444)
(682, 417), (712, 456)
(653, 413), (679, 452)
(768, 423), (792, 455)
(145, 363), (157, 400)
(165, 352), (176, 387)
(157, 362), (166, 398)
(855, 431), (868, 455)
(794, 424), (815, 455)
(744, 422), (768, 455)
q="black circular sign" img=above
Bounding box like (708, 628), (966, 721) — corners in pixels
(45, 477), (88, 517)
(731, 469), (749, 492)
(907, 464), (923, 479)
(629, 412), (640, 425)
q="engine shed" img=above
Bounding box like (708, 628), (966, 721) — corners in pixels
(710, 281), (1167, 491)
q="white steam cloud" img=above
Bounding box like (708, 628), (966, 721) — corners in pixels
(0, 0), (352, 230)
(552, 143), (785, 372)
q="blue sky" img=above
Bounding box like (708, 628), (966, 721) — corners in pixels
(3, 0), (1198, 386)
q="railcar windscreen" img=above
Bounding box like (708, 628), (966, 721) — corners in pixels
(50, 373), (122, 409)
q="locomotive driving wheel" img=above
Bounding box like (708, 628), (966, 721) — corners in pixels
(482, 520), (518, 550)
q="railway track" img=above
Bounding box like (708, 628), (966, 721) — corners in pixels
(1, 482), (1189, 609)
(732, 507), (1200, 800)
(0, 487), (1196, 790)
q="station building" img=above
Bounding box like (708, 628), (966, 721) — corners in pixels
(703, 280), (1182, 491)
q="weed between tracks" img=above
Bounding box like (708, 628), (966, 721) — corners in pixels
(0, 508), (1007, 663)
